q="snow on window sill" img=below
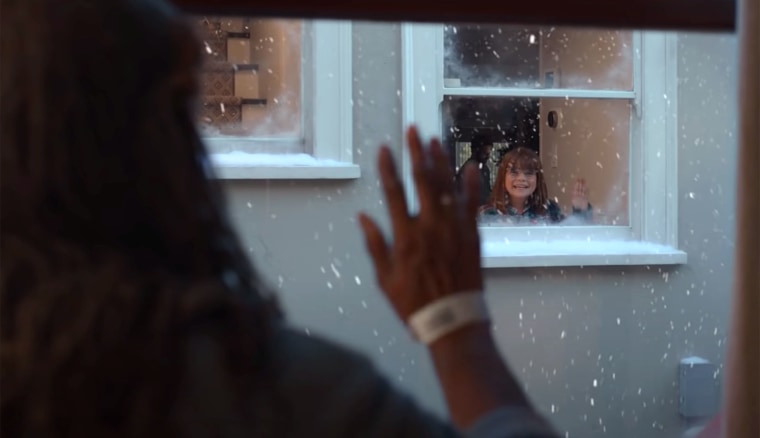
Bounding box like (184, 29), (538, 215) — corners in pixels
(481, 240), (687, 268)
(210, 152), (361, 180)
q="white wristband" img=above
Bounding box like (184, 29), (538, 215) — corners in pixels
(407, 291), (490, 345)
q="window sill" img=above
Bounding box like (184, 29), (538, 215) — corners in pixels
(481, 240), (687, 268)
(210, 152), (361, 180)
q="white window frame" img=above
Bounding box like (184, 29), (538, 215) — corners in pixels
(207, 20), (360, 179)
(402, 24), (686, 268)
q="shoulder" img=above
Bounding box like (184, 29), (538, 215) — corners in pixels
(456, 158), (475, 179)
(271, 326), (377, 388)
(180, 325), (378, 406)
(267, 326), (460, 437)
(178, 325), (458, 438)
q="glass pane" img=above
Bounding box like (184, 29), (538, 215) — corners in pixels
(443, 95), (630, 226)
(444, 24), (633, 90)
(219, 23), (735, 438)
(194, 17), (302, 138)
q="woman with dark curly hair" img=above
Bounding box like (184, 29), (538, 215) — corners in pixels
(0, 0), (557, 437)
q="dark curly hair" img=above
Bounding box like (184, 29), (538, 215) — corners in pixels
(1, 0), (281, 435)
(469, 132), (494, 154)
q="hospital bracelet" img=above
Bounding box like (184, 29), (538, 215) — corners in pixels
(407, 291), (490, 345)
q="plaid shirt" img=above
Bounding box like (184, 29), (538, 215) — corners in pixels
(478, 200), (592, 225)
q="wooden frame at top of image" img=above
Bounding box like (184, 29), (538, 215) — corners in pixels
(171, 0), (735, 32)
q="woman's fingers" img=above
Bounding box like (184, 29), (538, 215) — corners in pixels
(407, 126), (438, 216)
(461, 163), (481, 221)
(377, 145), (410, 242)
(361, 126), (486, 318)
(358, 213), (392, 285)
(409, 126), (453, 220)
(429, 137), (453, 195)
(451, 162), (484, 292)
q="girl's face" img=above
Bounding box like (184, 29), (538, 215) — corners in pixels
(504, 165), (537, 204)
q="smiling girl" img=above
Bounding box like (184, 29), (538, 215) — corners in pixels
(477, 147), (593, 225)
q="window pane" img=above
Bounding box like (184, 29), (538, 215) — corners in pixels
(209, 20), (735, 438)
(443, 95), (631, 226)
(195, 17), (302, 138)
(444, 24), (633, 90)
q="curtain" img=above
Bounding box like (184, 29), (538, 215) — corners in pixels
(723, 0), (760, 435)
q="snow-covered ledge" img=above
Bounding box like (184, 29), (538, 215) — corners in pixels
(481, 240), (687, 268)
(210, 152), (361, 180)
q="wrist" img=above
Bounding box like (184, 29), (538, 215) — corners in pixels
(407, 292), (490, 345)
(428, 321), (495, 355)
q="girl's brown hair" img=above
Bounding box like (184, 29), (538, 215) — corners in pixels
(486, 147), (550, 214)
(1, 0), (281, 435)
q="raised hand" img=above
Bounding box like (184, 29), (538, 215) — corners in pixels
(358, 126), (483, 322)
(571, 178), (589, 210)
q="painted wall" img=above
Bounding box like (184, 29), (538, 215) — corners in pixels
(222, 24), (737, 438)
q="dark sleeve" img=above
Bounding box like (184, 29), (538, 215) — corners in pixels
(173, 327), (459, 438)
(174, 327), (558, 438)
(455, 159), (471, 185)
(271, 328), (460, 438)
(546, 201), (566, 223)
(570, 202), (593, 222)
(454, 168), (463, 186)
(548, 201), (593, 224)
(273, 328), (560, 438)
(466, 407), (559, 438)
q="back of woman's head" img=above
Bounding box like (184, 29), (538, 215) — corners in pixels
(1, 0), (223, 271)
(1, 0), (280, 434)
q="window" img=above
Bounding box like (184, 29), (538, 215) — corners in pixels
(403, 24), (685, 267)
(194, 17), (359, 179)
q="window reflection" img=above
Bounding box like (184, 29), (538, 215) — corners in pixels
(211, 20), (736, 438)
(194, 17), (302, 139)
(444, 24), (633, 90)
